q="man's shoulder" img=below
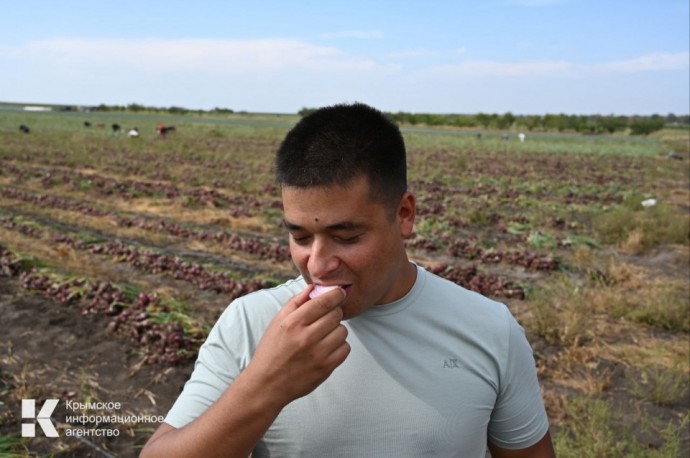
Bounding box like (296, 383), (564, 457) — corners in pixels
(416, 266), (514, 334)
(420, 266), (508, 311)
(416, 267), (521, 358)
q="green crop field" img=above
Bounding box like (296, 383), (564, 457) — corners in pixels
(1, 108), (688, 456)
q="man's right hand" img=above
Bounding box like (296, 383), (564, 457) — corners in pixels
(140, 285), (350, 458)
(244, 284), (351, 407)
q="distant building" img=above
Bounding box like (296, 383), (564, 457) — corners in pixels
(23, 106), (52, 112)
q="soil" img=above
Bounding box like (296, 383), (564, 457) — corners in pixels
(0, 276), (194, 458)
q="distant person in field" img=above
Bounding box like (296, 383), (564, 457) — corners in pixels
(141, 103), (555, 458)
(157, 124), (176, 136)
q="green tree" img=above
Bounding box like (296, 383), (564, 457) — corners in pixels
(518, 115), (542, 131)
(629, 117), (665, 135)
(495, 112), (516, 130)
(599, 116), (628, 134)
(168, 106), (188, 115)
(475, 113), (492, 128)
(298, 107), (316, 117)
(127, 103), (146, 112)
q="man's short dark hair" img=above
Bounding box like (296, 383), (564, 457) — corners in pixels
(275, 102), (407, 214)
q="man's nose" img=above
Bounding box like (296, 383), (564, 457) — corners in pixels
(307, 238), (340, 278)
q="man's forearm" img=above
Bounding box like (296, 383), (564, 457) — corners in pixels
(141, 286), (349, 457)
(140, 370), (284, 458)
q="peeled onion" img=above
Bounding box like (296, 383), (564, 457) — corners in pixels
(309, 284), (341, 299)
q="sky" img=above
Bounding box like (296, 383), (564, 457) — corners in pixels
(1, 0), (688, 115)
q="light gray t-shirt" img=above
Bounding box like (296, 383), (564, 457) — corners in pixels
(165, 265), (549, 457)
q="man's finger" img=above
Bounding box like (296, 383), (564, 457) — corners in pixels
(274, 286), (312, 321)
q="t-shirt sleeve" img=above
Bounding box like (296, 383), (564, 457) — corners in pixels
(163, 281), (299, 429)
(164, 302), (254, 428)
(487, 309), (550, 449)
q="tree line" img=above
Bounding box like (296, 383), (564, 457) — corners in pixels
(90, 103), (687, 136)
(299, 108), (688, 136)
(93, 103), (235, 115)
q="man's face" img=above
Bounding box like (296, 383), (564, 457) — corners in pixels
(282, 176), (416, 319)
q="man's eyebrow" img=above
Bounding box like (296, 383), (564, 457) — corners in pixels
(326, 221), (368, 231)
(282, 219), (368, 231)
(282, 220), (303, 232)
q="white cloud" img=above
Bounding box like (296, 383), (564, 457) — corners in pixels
(423, 52), (689, 78)
(386, 46), (465, 61)
(0, 37), (401, 111)
(6, 38), (684, 80)
(0, 36), (686, 114)
(427, 60), (575, 77)
(596, 52), (690, 73)
(8, 37), (383, 75)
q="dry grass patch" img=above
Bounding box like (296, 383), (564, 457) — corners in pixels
(594, 201), (689, 252)
(526, 274), (598, 347)
(539, 345), (615, 394)
(668, 186), (690, 208)
(630, 363), (689, 406)
(597, 328), (689, 374)
(563, 248), (690, 332)
(0, 226), (154, 289)
(656, 128), (690, 154)
(589, 321), (688, 405)
(552, 395), (689, 458)
(625, 281), (689, 332)
(587, 275), (689, 333)
(108, 198), (281, 234)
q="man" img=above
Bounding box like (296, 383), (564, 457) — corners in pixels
(141, 103), (555, 457)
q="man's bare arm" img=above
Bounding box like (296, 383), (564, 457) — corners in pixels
(140, 372), (283, 458)
(140, 287), (350, 458)
(488, 431), (556, 458)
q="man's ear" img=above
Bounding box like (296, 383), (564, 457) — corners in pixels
(397, 192), (415, 238)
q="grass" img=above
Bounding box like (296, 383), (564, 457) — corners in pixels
(594, 201), (689, 251)
(654, 127), (690, 154)
(553, 396), (689, 458)
(0, 434), (26, 457)
(624, 282), (690, 332)
(576, 254), (690, 333)
(525, 274), (597, 347)
(631, 363), (689, 406)
(404, 129), (664, 157)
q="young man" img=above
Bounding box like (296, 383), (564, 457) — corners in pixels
(141, 103), (555, 457)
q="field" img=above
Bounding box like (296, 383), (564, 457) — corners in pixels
(1, 108), (688, 457)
